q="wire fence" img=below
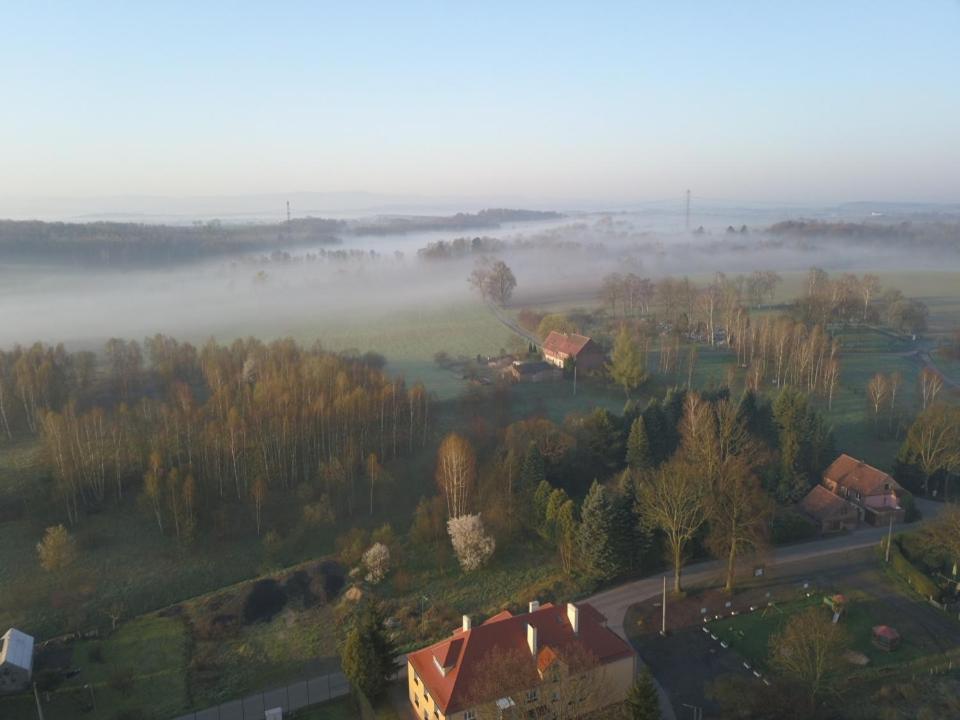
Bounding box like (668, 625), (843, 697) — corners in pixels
(172, 671), (349, 720)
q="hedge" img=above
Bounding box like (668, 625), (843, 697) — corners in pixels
(887, 540), (941, 600)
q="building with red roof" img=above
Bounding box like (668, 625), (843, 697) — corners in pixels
(541, 332), (605, 371)
(798, 485), (859, 533)
(821, 454), (905, 526)
(406, 600), (636, 719)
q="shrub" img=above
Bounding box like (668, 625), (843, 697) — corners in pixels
(771, 507), (818, 544)
(242, 579), (288, 624)
(336, 527), (369, 567)
(37, 525), (77, 572)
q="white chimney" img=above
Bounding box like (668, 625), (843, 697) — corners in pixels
(567, 603), (580, 635)
(528, 600), (540, 613)
(527, 623), (538, 656)
(462, 615), (472, 632)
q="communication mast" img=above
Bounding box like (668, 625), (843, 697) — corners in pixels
(684, 189), (691, 231)
(286, 200), (291, 225)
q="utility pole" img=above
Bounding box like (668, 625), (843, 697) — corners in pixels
(33, 683), (45, 720)
(660, 576), (667, 635)
(684, 189), (691, 231)
(885, 512), (894, 563)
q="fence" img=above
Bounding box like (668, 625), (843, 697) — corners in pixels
(172, 671), (350, 720)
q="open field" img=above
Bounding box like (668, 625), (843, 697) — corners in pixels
(4, 615), (189, 720)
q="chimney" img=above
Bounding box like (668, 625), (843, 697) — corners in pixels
(462, 615), (472, 632)
(567, 603), (580, 635)
(528, 600), (540, 613)
(527, 623), (538, 656)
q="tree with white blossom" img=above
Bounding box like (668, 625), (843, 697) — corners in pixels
(448, 513), (495, 572)
(362, 542), (391, 584)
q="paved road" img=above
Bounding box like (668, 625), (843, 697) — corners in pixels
(586, 498), (943, 720)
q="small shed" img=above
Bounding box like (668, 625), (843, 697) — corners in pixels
(0, 628), (34, 693)
(871, 625), (901, 652)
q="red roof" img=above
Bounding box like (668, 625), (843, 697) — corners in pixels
(407, 602), (634, 714)
(542, 332), (596, 358)
(824, 454), (902, 496)
(799, 485), (855, 520)
(873, 625), (900, 640)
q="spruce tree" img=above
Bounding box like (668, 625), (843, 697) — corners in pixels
(577, 481), (619, 580)
(520, 443), (546, 494)
(642, 399), (668, 465)
(533, 479), (553, 533)
(623, 667), (662, 720)
(338, 603), (397, 700)
(626, 415), (653, 470)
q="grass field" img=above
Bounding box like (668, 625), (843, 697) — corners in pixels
(4, 615), (189, 720)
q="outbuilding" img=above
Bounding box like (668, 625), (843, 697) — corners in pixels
(0, 628), (34, 693)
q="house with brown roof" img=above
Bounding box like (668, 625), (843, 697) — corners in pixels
(799, 484), (859, 533)
(821, 454), (905, 526)
(406, 600), (636, 720)
(541, 332), (605, 371)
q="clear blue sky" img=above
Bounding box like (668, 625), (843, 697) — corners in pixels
(2, 1), (958, 205)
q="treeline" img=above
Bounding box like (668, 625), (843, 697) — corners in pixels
(767, 219), (960, 251)
(417, 236), (507, 260)
(0, 218), (343, 267)
(2, 337), (430, 537)
(795, 268), (927, 332)
(349, 208), (561, 236)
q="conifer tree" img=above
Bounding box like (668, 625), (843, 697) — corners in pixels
(626, 416), (653, 470)
(520, 443), (546, 494)
(577, 481), (620, 580)
(338, 603), (398, 700)
(623, 668), (662, 720)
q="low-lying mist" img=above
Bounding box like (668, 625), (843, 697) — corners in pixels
(1, 210), (957, 354)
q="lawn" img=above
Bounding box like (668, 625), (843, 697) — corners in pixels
(1, 614), (189, 720)
(710, 589), (937, 676)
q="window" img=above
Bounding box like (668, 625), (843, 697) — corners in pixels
(526, 689), (539, 703)
(464, 711), (477, 720)
(414, 695), (419, 707)
(434, 710), (440, 719)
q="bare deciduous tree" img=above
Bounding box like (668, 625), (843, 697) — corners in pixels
(436, 432), (476, 518)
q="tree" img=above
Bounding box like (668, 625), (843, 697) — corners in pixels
(252, 475), (267, 536)
(577, 481), (622, 580)
(362, 542), (391, 584)
(622, 667), (661, 720)
(436, 433), (476, 518)
(537, 313), (577, 340)
(338, 604), (398, 700)
(366, 452), (389, 516)
(638, 459), (707, 593)
(626, 416), (653, 471)
(919, 368), (943, 410)
(520, 442), (547, 496)
(485, 260), (517, 305)
(707, 455), (773, 592)
(37, 524), (77, 572)
(448, 513), (495, 571)
(898, 404), (960, 497)
(866, 373), (888, 425)
(858, 273), (881, 321)
(918, 504), (960, 574)
(608, 326), (646, 397)
(770, 607), (849, 703)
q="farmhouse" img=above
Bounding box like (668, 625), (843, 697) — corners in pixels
(821, 454), (905, 526)
(799, 484), (859, 533)
(407, 601), (636, 720)
(0, 628), (34, 694)
(541, 332), (605, 371)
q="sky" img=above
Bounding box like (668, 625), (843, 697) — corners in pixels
(1, 1), (959, 208)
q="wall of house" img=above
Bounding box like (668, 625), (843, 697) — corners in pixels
(407, 662), (448, 720)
